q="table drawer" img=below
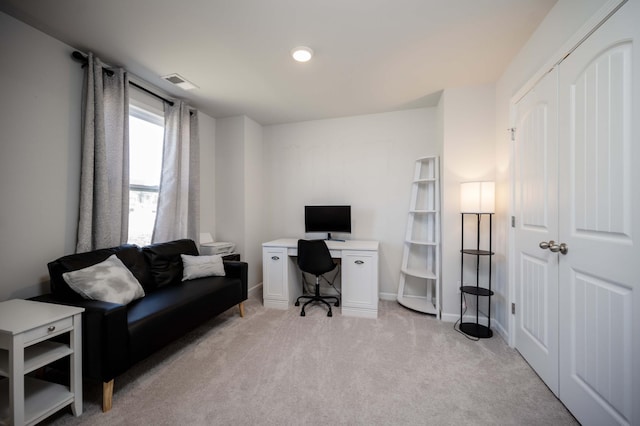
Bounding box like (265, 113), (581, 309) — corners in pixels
(23, 317), (73, 345)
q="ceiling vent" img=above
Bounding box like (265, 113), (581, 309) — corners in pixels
(161, 73), (198, 90)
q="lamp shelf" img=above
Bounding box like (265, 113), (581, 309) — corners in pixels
(460, 285), (493, 297)
(459, 323), (493, 339)
(461, 249), (494, 256)
(459, 212), (494, 339)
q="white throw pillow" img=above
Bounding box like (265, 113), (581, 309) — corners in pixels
(181, 254), (226, 281)
(62, 254), (145, 305)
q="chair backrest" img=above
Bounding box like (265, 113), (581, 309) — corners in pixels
(297, 239), (336, 276)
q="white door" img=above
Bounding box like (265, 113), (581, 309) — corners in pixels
(557, 1), (639, 424)
(513, 68), (560, 395)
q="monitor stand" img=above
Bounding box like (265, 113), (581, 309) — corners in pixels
(326, 233), (345, 242)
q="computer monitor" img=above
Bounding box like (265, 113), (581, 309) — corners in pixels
(304, 205), (351, 240)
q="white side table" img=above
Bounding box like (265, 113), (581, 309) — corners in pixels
(0, 299), (84, 425)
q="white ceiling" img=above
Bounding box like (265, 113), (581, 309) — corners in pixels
(0, 0), (557, 125)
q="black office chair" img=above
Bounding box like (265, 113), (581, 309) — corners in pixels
(295, 239), (340, 317)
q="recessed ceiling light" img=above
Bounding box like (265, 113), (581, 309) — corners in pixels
(291, 46), (313, 62)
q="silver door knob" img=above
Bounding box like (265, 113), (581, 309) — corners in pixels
(549, 242), (569, 255)
(539, 240), (555, 250)
(539, 240), (568, 255)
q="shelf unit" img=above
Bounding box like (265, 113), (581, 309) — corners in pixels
(397, 156), (440, 316)
(0, 299), (83, 425)
(459, 213), (494, 338)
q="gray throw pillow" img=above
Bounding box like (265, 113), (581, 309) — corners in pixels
(181, 254), (226, 281)
(62, 254), (145, 304)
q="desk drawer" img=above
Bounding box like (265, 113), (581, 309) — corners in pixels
(23, 317), (72, 345)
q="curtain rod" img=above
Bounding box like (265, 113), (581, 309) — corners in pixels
(71, 51), (175, 106)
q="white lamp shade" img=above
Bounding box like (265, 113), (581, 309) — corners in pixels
(460, 181), (495, 213)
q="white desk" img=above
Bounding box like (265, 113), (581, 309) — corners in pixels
(262, 239), (379, 318)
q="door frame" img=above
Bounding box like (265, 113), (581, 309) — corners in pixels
(506, 0), (627, 347)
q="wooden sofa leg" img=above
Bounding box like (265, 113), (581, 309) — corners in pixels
(238, 302), (245, 317)
(103, 380), (114, 412)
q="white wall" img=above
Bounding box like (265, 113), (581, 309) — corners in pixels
(494, 0), (610, 341)
(243, 117), (265, 290)
(439, 85), (497, 324)
(263, 108), (437, 297)
(3, 0), (614, 330)
(0, 12), (82, 301)
(215, 117), (245, 250)
(215, 115), (264, 288)
(0, 11), (218, 301)
(199, 112), (217, 237)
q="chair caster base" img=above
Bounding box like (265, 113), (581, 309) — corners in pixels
(295, 301), (300, 306)
(300, 311), (306, 316)
(327, 311), (332, 317)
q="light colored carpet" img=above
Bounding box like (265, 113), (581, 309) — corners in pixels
(43, 291), (576, 425)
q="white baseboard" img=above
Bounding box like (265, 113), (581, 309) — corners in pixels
(441, 312), (489, 324)
(493, 319), (508, 342)
(379, 292), (397, 301)
(255, 284), (509, 340)
(440, 312), (459, 323)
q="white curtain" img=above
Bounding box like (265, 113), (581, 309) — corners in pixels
(76, 53), (129, 252)
(152, 101), (200, 244)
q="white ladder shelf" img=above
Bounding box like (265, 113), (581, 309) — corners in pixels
(397, 156), (440, 317)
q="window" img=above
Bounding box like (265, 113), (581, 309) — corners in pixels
(128, 105), (164, 246)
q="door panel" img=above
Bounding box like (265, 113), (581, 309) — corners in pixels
(558, 1), (639, 424)
(513, 68), (559, 395)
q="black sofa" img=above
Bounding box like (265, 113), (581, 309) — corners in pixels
(33, 239), (248, 412)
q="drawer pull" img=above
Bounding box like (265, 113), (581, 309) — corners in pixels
(271, 256), (280, 261)
(48, 326), (56, 332)
(354, 260), (365, 265)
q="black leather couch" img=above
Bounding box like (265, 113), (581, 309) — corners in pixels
(33, 239), (248, 412)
